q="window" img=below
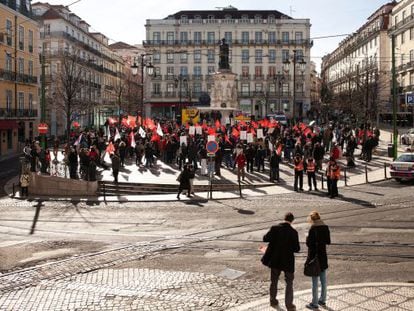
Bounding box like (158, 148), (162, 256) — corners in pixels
(268, 31), (276, 44)
(6, 53), (12, 71)
(193, 83), (202, 96)
(255, 66), (263, 78)
(224, 32), (232, 44)
(44, 23), (50, 35)
(181, 15), (188, 23)
(282, 50), (290, 63)
(207, 32), (215, 44)
(255, 50), (263, 63)
(269, 50), (276, 63)
(208, 49), (215, 63)
(167, 32), (174, 44)
(28, 30), (33, 53)
(268, 15), (275, 24)
(194, 32), (202, 44)
(180, 66), (188, 76)
(295, 50), (304, 62)
(401, 31), (405, 44)
(18, 92), (24, 111)
(208, 66), (215, 74)
(18, 26), (24, 50)
(254, 15), (262, 24)
(410, 28), (414, 41)
(6, 90), (12, 112)
(295, 32), (303, 44)
(242, 66), (249, 77)
(29, 94), (33, 112)
(268, 66), (277, 77)
(166, 51), (174, 63)
(153, 32), (161, 43)
(180, 52), (188, 63)
(282, 32), (289, 43)
(402, 10), (406, 21)
(28, 60), (33, 76)
(242, 50), (249, 63)
(18, 58), (24, 74)
(255, 31), (263, 44)
(394, 16), (398, 26)
(241, 83), (250, 95)
(410, 72), (414, 86)
(153, 51), (161, 64)
(167, 83), (175, 95)
(152, 83), (161, 96)
(180, 32), (188, 44)
(194, 50), (201, 63)
(167, 66), (175, 78)
(193, 66), (202, 77)
(6, 20), (12, 46)
(410, 50), (414, 63)
(255, 83), (263, 92)
(241, 31), (249, 44)
(241, 15), (249, 23)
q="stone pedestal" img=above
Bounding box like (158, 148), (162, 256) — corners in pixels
(206, 70), (239, 124)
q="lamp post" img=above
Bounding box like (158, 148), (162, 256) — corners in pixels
(283, 50), (306, 123)
(131, 54), (153, 119)
(174, 75), (188, 124)
(274, 72), (285, 113)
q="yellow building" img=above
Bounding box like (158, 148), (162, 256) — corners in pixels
(0, 2), (39, 157)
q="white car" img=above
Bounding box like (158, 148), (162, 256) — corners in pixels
(401, 128), (414, 145)
(390, 153), (414, 182)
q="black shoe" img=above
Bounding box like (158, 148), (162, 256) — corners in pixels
(177, 195), (180, 200)
(306, 304), (319, 310)
(270, 300), (279, 308)
(318, 301), (326, 307)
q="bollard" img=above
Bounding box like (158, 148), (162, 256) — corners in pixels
(365, 165), (369, 183)
(12, 183), (15, 197)
(344, 168), (348, 186)
(238, 179), (242, 198)
(209, 178), (213, 200)
(321, 173), (324, 190)
(384, 162), (387, 179)
(103, 182), (106, 201)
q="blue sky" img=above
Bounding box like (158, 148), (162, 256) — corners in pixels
(45, 0), (390, 71)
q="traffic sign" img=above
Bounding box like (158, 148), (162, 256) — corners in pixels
(38, 123), (48, 134)
(206, 140), (218, 154)
(406, 93), (414, 105)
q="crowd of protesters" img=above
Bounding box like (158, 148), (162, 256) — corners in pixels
(21, 114), (381, 198)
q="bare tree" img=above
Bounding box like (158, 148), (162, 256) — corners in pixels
(54, 51), (87, 140)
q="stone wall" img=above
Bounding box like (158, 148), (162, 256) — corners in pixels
(29, 173), (98, 197)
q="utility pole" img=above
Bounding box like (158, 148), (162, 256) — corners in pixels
(391, 34), (398, 160)
(292, 50), (297, 123)
(364, 65), (369, 143)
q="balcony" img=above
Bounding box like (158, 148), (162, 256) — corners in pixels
(253, 74), (264, 80)
(164, 92), (176, 98)
(192, 74), (203, 81)
(151, 92), (163, 98)
(0, 108), (38, 118)
(0, 69), (38, 84)
(239, 74), (251, 80)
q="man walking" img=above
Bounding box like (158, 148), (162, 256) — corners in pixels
(261, 212), (300, 310)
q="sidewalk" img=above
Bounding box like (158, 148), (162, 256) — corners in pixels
(229, 282), (414, 311)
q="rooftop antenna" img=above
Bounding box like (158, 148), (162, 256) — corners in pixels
(289, 6), (296, 16)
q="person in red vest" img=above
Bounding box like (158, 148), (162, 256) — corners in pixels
(293, 153), (304, 192)
(235, 150), (247, 182)
(326, 158), (340, 198)
(306, 157), (318, 191)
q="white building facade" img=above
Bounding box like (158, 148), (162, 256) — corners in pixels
(143, 7), (312, 120)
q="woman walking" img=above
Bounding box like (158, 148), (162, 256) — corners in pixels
(176, 164), (191, 200)
(305, 211), (331, 310)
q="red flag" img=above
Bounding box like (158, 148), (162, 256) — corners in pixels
(250, 127), (256, 136)
(151, 132), (160, 142)
(146, 118), (155, 130)
(221, 125), (226, 133)
(185, 122), (190, 129)
(215, 119), (221, 129)
(276, 144), (283, 156)
(251, 121), (258, 129)
(232, 127), (240, 137)
(300, 123), (307, 131)
(303, 127), (312, 137)
(107, 117), (117, 125)
(239, 120), (246, 127)
(106, 142), (115, 154)
(127, 115), (136, 128)
(201, 123), (208, 130)
(261, 119), (269, 128)
(225, 134), (232, 144)
(208, 127), (216, 135)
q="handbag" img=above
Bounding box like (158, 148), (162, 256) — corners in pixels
(304, 229), (321, 277)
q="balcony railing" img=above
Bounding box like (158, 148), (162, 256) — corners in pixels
(0, 69), (38, 84)
(0, 108), (38, 118)
(143, 39), (313, 47)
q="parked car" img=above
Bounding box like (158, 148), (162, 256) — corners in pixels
(401, 128), (414, 145)
(390, 153), (414, 182)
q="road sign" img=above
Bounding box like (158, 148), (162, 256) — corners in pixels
(38, 123), (48, 134)
(406, 93), (414, 105)
(206, 140), (218, 154)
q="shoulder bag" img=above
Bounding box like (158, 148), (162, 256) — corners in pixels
(304, 228), (321, 277)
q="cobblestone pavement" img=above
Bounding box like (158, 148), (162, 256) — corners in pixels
(229, 283), (414, 311)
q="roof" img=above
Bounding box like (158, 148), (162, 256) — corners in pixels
(109, 42), (136, 50)
(40, 8), (61, 20)
(165, 9), (291, 20)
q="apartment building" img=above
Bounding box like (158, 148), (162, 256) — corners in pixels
(321, 2), (396, 124)
(309, 61), (321, 117)
(32, 2), (125, 137)
(0, 1), (39, 156)
(389, 0), (414, 117)
(143, 6), (312, 119)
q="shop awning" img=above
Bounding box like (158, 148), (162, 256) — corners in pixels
(0, 120), (18, 130)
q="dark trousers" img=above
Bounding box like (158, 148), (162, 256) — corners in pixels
(270, 165), (279, 181)
(331, 178), (338, 197)
(294, 170), (303, 191)
(246, 159), (254, 172)
(307, 172), (317, 190)
(270, 268), (295, 308)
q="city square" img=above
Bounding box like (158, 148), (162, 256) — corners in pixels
(1, 0), (414, 310)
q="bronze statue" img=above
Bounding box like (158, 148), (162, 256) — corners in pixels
(219, 38), (230, 70)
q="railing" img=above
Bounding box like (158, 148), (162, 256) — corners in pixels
(143, 39), (313, 47)
(0, 108), (38, 118)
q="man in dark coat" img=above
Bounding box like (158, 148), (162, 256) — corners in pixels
(262, 212), (300, 310)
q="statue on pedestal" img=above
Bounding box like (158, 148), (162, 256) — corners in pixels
(219, 38), (230, 70)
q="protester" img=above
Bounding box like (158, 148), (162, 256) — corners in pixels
(306, 157), (318, 191)
(261, 212), (300, 311)
(305, 211), (331, 309)
(234, 149), (246, 182)
(326, 158), (340, 198)
(177, 164), (191, 200)
(111, 152), (120, 183)
(293, 153), (304, 192)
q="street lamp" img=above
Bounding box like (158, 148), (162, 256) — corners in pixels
(174, 75), (188, 123)
(283, 50), (306, 123)
(131, 54), (154, 118)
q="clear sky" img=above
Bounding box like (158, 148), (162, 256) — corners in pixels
(43, 0), (390, 71)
